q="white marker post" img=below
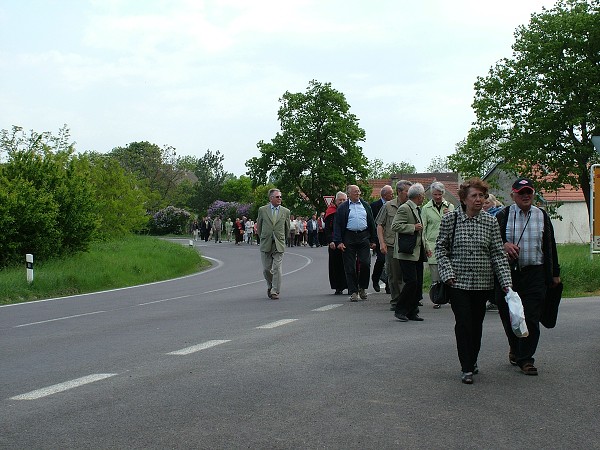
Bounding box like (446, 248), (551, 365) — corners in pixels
(26, 253), (34, 284)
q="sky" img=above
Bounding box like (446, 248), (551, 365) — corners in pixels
(0, 0), (559, 177)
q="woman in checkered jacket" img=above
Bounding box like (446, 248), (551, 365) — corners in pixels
(435, 178), (512, 385)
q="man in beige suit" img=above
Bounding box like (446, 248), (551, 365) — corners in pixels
(257, 188), (291, 300)
(391, 183), (428, 322)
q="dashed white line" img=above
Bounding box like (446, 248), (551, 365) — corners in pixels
(312, 304), (344, 311)
(167, 339), (231, 355)
(10, 373), (117, 400)
(256, 319), (298, 329)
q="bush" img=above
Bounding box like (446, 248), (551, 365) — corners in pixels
(207, 200), (251, 220)
(149, 206), (191, 235)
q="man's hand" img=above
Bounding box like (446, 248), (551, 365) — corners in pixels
(370, 242), (376, 250)
(504, 242), (520, 260)
(414, 223), (423, 232)
(380, 243), (388, 255)
(337, 243), (346, 252)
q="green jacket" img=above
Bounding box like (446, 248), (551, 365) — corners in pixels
(421, 199), (455, 264)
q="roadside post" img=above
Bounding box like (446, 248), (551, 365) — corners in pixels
(591, 136), (600, 255)
(26, 254), (34, 284)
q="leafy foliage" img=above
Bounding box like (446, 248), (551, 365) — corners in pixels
(149, 206), (191, 235)
(207, 200), (251, 220)
(190, 149), (232, 215)
(449, 0), (600, 212)
(0, 126), (99, 267)
(246, 80), (369, 214)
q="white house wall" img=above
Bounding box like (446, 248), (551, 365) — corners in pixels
(552, 202), (589, 244)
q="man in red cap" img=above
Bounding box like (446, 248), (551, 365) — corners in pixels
(494, 177), (561, 376)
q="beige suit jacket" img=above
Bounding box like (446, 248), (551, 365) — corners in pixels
(391, 199), (428, 261)
(257, 204), (291, 253)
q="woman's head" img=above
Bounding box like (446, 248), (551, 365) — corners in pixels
(483, 193), (497, 211)
(458, 178), (489, 215)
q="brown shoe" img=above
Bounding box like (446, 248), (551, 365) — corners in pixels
(270, 293), (280, 300)
(520, 363), (538, 376)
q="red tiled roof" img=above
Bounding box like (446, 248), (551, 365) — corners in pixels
(367, 173), (460, 199)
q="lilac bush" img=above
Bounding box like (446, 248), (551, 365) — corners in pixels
(150, 205), (191, 235)
(208, 200), (251, 220)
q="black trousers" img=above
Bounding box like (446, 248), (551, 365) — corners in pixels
(450, 288), (491, 373)
(342, 230), (371, 294)
(394, 259), (423, 317)
(371, 246), (386, 285)
(496, 265), (546, 367)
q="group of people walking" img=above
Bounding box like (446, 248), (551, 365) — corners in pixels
(218, 177), (560, 385)
(318, 177), (561, 384)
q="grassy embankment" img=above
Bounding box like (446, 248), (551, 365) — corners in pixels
(0, 235), (208, 305)
(0, 240), (597, 306)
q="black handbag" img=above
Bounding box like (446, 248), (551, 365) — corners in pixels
(429, 281), (449, 305)
(429, 211), (458, 305)
(397, 233), (417, 253)
(540, 282), (563, 328)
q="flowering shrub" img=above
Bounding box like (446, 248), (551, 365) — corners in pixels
(149, 206), (191, 235)
(208, 200), (251, 220)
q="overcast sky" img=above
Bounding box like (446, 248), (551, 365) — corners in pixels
(0, 0), (558, 176)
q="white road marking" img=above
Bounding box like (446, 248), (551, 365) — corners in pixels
(10, 373), (117, 400)
(312, 304), (344, 311)
(256, 319), (298, 329)
(14, 310), (107, 328)
(167, 339), (231, 355)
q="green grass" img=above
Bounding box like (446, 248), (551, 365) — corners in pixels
(0, 235), (209, 305)
(556, 244), (600, 298)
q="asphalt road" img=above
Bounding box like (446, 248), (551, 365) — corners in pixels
(1, 239), (599, 449)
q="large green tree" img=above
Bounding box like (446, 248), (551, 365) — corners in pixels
(449, 0), (600, 211)
(109, 141), (187, 211)
(246, 80), (369, 214)
(190, 149), (231, 215)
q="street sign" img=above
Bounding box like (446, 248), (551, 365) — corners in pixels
(591, 164), (600, 254)
(323, 196), (334, 207)
(592, 136), (600, 154)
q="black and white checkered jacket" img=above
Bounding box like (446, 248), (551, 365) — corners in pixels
(435, 209), (512, 291)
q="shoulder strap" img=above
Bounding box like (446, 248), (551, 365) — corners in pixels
(448, 211), (458, 257)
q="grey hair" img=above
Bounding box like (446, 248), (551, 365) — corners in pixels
(407, 183), (425, 199)
(396, 179), (413, 193)
(268, 188), (281, 198)
(430, 181), (445, 194)
(335, 191), (347, 201)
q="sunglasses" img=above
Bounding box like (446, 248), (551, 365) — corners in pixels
(273, 195), (282, 198)
(515, 189), (534, 196)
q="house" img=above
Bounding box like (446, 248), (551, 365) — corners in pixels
(483, 165), (589, 244)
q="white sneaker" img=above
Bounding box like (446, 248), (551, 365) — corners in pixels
(359, 288), (367, 300)
(349, 292), (358, 302)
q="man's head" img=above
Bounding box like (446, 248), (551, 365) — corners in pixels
(380, 185), (393, 202)
(269, 188), (282, 207)
(347, 185), (361, 202)
(396, 180), (413, 204)
(430, 181), (445, 205)
(335, 191), (347, 206)
(511, 177), (535, 211)
(407, 183), (425, 206)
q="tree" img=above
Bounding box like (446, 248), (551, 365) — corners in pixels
(87, 152), (149, 237)
(426, 156), (451, 173)
(449, 0), (600, 213)
(246, 80), (369, 214)
(221, 175), (254, 204)
(109, 141), (187, 211)
(366, 159), (416, 179)
(190, 149), (231, 215)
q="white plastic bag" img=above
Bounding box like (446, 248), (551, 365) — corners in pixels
(506, 288), (529, 337)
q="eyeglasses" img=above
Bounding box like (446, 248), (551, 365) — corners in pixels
(273, 195), (282, 198)
(515, 189), (534, 196)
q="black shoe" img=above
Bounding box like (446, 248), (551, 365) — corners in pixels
(418, 301), (423, 306)
(372, 281), (380, 292)
(334, 289), (343, 295)
(473, 363), (479, 374)
(385, 285), (390, 294)
(461, 372), (474, 384)
(394, 312), (409, 322)
(408, 314), (424, 321)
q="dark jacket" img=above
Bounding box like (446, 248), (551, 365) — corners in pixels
(333, 198), (377, 245)
(496, 205), (560, 285)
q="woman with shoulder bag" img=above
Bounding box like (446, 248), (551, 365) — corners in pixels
(435, 178), (512, 385)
